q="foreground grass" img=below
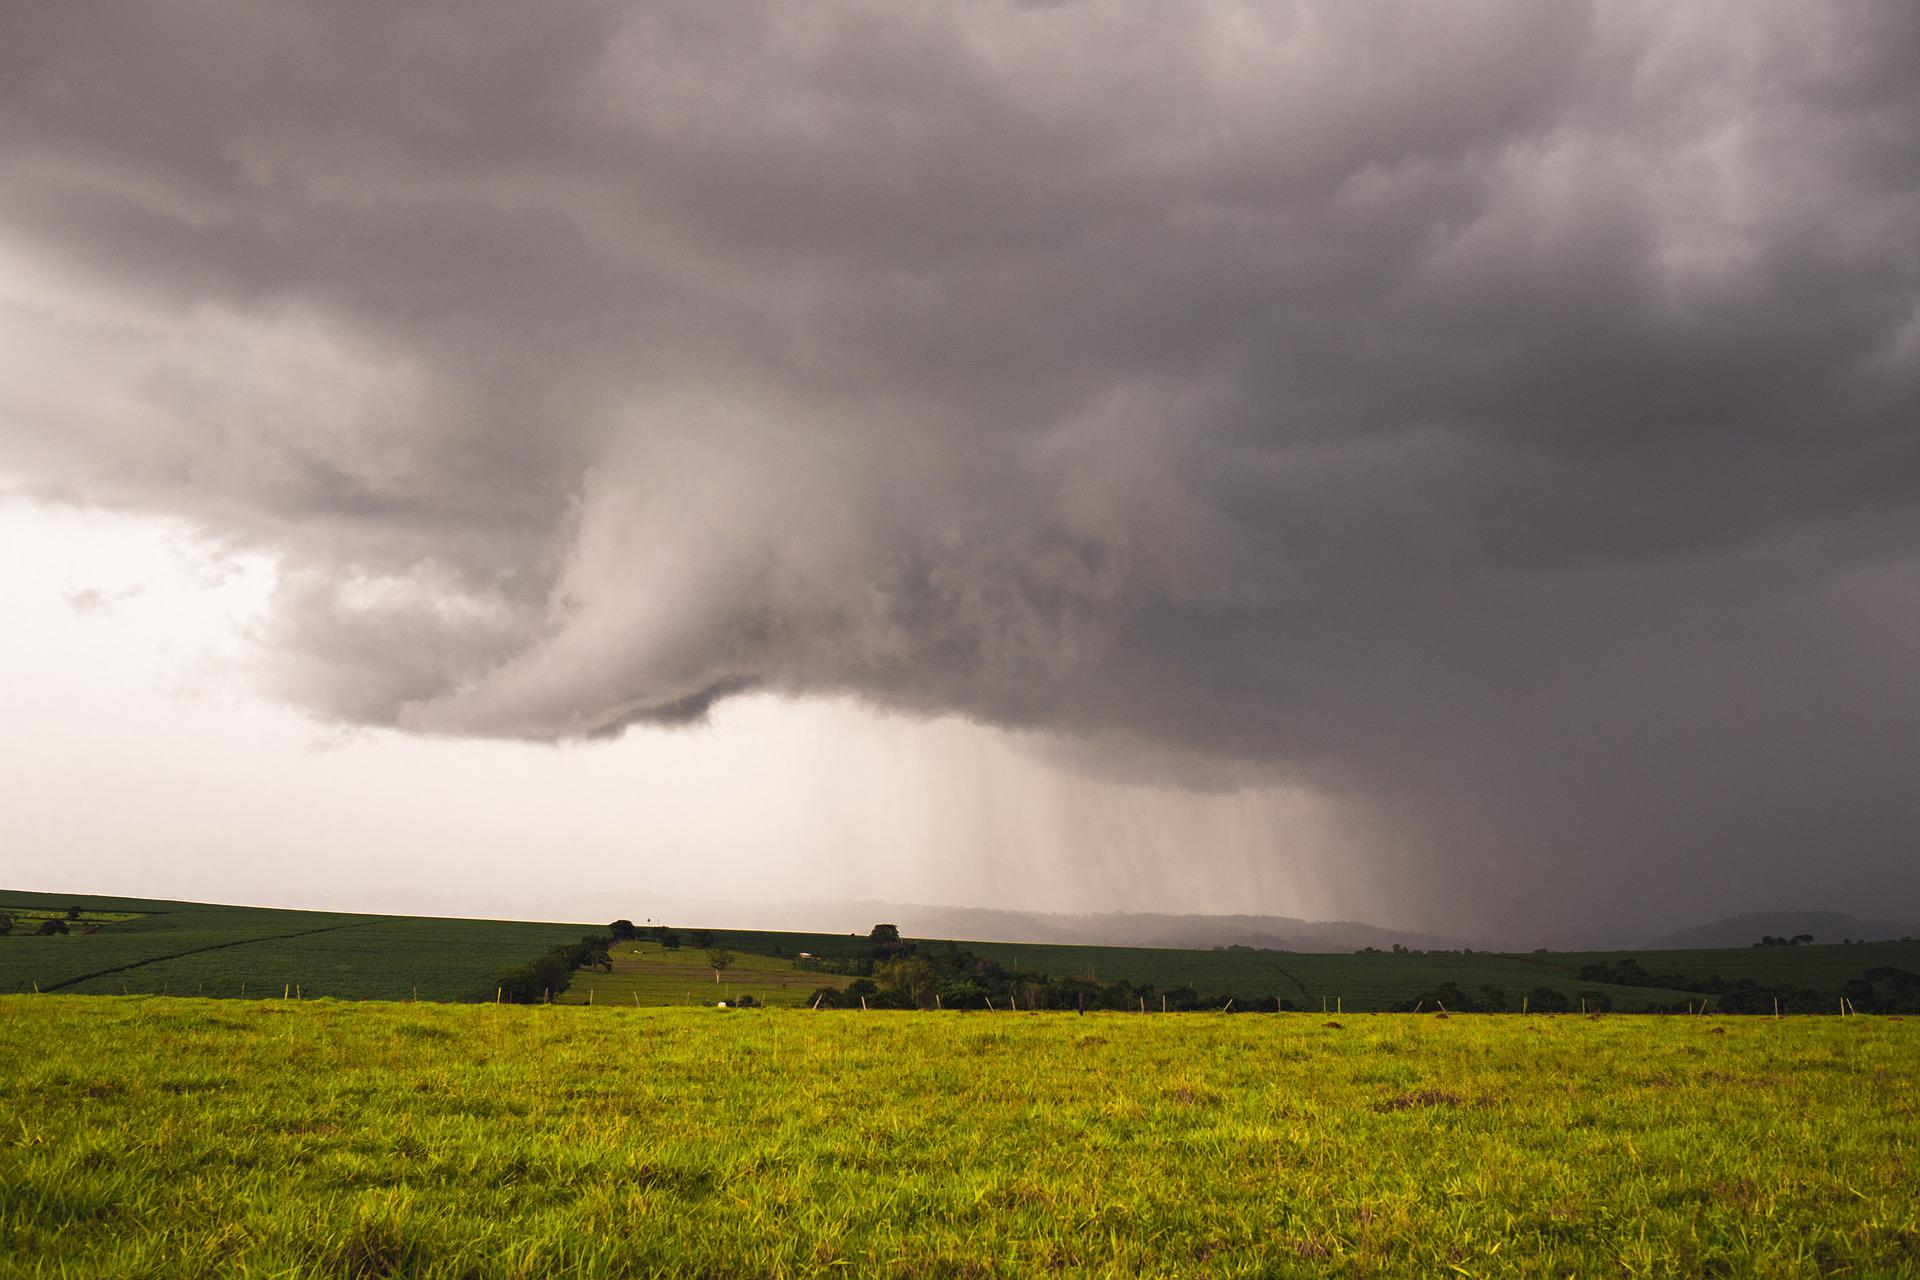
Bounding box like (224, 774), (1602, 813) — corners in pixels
(2, 999), (1916, 1278)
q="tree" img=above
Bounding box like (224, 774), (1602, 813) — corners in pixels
(868, 923), (903, 958)
(661, 932), (680, 950)
(874, 956), (937, 1007)
(691, 929), (714, 949)
(706, 950), (735, 983)
(608, 919), (636, 941)
(0, 912), (12, 936)
(65, 906), (83, 921)
(37, 918), (69, 936)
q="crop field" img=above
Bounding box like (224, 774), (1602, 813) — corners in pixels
(0, 892), (588, 1002)
(2, 997), (1915, 1278)
(956, 938), (1920, 1013)
(6, 889), (1916, 1013)
(558, 941), (848, 1008)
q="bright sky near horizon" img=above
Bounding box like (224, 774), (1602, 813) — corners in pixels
(0, 496), (1358, 925)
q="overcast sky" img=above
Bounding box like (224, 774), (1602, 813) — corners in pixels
(2, 1), (1916, 941)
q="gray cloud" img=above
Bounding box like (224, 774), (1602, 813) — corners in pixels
(3, 0), (1917, 931)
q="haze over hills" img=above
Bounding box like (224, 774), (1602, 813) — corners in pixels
(278, 888), (1465, 952)
(1648, 911), (1919, 950)
(264, 886), (1915, 954)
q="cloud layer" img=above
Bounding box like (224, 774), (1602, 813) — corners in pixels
(4, 1), (1918, 921)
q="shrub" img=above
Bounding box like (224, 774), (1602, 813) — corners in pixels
(37, 918), (70, 936)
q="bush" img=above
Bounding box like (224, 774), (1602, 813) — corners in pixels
(493, 933), (615, 1003)
(37, 918), (70, 936)
(1842, 967), (1920, 1014)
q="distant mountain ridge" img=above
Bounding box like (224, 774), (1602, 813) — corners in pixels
(285, 887), (1464, 952)
(273, 887), (1917, 954)
(1647, 910), (1917, 950)
(884, 905), (1462, 953)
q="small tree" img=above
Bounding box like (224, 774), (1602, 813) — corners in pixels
(609, 919), (637, 942)
(0, 912), (13, 936)
(706, 950), (735, 984)
(37, 918), (69, 936)
(65, 906), (83, 921)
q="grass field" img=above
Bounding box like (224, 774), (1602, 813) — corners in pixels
(558, 942), (848, 1008)
(6, 889), (1916, 1012)
(2, 996), (1915, 1277)
(957, 939), (1920, 1013)
(0, 891), (588, 1002)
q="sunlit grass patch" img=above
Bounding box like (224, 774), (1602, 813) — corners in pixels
(2, 998), (1916, 1276)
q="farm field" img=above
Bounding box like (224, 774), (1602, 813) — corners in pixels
(3, 997), (1916, 1278)
(558, 941), (849, 1008)
(6, 889), (1916, 1012)
(955, 937), (1920, 1012)
(0, 891), (588, 1002)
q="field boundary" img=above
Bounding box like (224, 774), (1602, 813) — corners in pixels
(37, 919), (398, 992)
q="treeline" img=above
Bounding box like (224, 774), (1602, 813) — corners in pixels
(494, 934), (613, 1004)
(804, 926), (1292, 1012)
(1570, 957), (1920, 1014)
(608, 920), (713, 951)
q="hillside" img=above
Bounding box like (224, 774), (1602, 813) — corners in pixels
(7, 889), (1917, 1013)
(1648, 910), (1917, 949)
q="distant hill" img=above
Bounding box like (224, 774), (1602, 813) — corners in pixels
(282, 889), (1463, 953)
(1649, 910), (1917, 950)
(887, 905), (1460, 953)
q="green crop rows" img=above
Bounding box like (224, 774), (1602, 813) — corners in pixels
(3, 997), (1916, 1278)
(7, 889), (1919, 1013)
(0, 891), (587, 1003)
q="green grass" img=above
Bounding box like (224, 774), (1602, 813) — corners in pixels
(2, 997), (1915, 1277)
(6, 889), (1916, 1012)
(954, 939), (1920, 1012)
(558, 942), (847, 1008)
(0, 891), (587, 1002)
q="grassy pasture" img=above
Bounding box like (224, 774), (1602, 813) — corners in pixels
(5, 889), (1915, 1012)
(559, 942), (847, 1008)
(2, 996), (1916, 1278)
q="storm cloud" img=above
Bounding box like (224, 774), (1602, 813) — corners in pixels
(4, 1), (1918, 925)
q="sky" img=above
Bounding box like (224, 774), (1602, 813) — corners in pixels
(2, 1), (1917, 942)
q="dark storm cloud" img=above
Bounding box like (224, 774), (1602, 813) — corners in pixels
(4, 1), (1918, 927)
